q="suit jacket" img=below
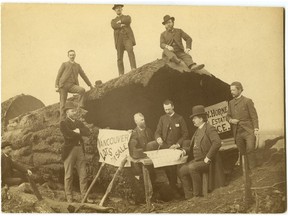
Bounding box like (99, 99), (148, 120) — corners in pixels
(55, 61), (92, 89)
(1, 153), (27, 180)
(128, 127), (154, 156)
(60, 118), (91, 160)
(160, 28), (192, 51)
(155, 113), (189, 146)
(226, 96), (259, 137)
(111, 15), (136, 49)
(183, 123), (222, 162)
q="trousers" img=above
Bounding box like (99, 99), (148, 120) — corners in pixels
(116, 34), (136, 75)
(178, 160), (209, 198)
(59, 84), (85, 120)
(64, 146), (88, 198)
(163, 48), (194, 67)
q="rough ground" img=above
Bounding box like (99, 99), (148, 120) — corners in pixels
(2, 139), (286, 213)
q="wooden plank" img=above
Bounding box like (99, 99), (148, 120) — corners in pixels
(142, 164), (153, 212)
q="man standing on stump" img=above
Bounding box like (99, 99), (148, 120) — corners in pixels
(226, 81), (259, 169)
(111, 4), (137, 76)
(60, 101), (91, 203)
(160, 15), (204, 72)
(55, 50), (93, 120)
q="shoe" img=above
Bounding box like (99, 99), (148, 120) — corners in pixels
(67, 196), (74, 203)
(190, 63), (205, 71)
(171, 56), (181, 64)
(86, 197), (94, 203)
(131, 68), (137, 72)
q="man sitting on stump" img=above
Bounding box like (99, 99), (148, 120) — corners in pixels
(160, 15), (204, 72)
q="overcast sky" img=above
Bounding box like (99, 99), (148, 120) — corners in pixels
(1, 4), (284, 132)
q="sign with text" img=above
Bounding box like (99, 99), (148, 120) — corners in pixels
(205, 101), (231, 134)
(97, 129), (131, 167)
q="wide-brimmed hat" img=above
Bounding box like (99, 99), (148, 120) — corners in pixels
(2, 140), (12, 149)
(189, 105), (207, 119)
(162, 15), (175, 25)
(131, 148), (147, 159)
(112, 4), (124, 10)
(64, 101), (78, 112)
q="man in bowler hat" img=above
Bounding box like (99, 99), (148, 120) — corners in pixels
(178, 105), (222, 198)
(226, 81), (259, 169)
(55, 50), (94, 120)
(59, 101), (91, 203)
(160, 15), (204, 72)
(111, 4), (137, 76)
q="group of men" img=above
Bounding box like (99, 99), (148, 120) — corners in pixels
(55, 4), (205, 120)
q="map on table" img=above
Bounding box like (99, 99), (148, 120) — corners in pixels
(144, 149), (188, 168)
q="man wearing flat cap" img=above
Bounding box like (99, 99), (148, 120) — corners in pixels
(111, 4), (137, 76)
(160, 15), (204, 72)
(178, 105), (222, 198)
(1, 140), (33, 187)
(226, 81), (259, 169)
(59, 101), (91, 203)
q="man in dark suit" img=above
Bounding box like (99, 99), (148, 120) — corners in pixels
(160, 15), (204, 72)
(147, 99), (189, 195)
(226, 81), (259, 169)
(60, 101), (91, 203)
(1, 140), (33, 187)
(111, 4), (137, 76)
(55, 50), (94, 120)
(178, 105), (222, 198)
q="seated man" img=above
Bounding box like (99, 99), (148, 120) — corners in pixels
(1, 140), (33, 187)
(178, 105), (221, 198)
(160, 15), (204, 72)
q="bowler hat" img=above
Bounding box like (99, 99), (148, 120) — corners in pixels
(64, 101), (78, 112)
(131, 148), (147, 159)
(162, 15), (175, 25)
(112, 4), (124, 10)
(2, 140), (12, 149)
(189, 105), (207, 119)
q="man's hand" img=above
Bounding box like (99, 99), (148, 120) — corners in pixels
(116, 20), (121, 24)
(165, 45), (174, 51)
(27, 170), (33, 176)
(73, 128), (80, 134)
(120, 24), (126, 27)
(169, 143), (180, 149)
(55, 87), (59, 92)
(90, 86), (94, 90)
(185, 48), (191, 54)
(254, 129), (259, 136)
(229, 119), (240, 124)
(156, 137), (163, 145)
(204, 157), (211, 164)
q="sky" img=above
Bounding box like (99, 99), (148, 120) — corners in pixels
(1, 3), (284, 132)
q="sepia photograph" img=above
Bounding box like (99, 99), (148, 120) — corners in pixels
(1, 2), (286, 213)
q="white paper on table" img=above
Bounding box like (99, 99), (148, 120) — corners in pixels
(144, 149), (188, 168)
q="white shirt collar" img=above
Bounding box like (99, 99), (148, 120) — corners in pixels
(199, 122), (206, 129)
(169, 112), (175, 117)
(236, 94), (242, 99)
(68, 116), (75, 122)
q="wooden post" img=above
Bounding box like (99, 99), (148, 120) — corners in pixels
(202, 172), (209, 197)
(75, 162), (106, 213)
(27, 175), (43, 201)
(142, 164), (153, 212)
(99, 157), (127, 206)
(241, 154), (252, 209)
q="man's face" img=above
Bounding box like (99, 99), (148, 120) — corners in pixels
(66, 108), (78, 120)
(163, 104), (174, 115)
(3, 146), (12, 156)
(135, 116), (146, 129)
(114, 7), (123, 16)
(230, 85), (242, 98)
(165, 20), (174, 31)
(68, 51), (76, 62)
(192, 116), (203, 127)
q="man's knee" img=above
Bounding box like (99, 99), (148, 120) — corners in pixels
(146, 141), (159, 151)
(78, 87), (85, 95)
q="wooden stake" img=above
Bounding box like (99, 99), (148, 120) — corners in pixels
(99, 157), (127, 206)
(241, 155), (252, 209)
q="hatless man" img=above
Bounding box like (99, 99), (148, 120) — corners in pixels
(60, 101), (91, 203)
(178, 105), (222, 198)
(147, 99), (189, 195)
(226, 81), (259, 169)
(111, 4), (137, 76)
(55, 50), (93, 120)
(1, 141), (33, 187)
(160, 15), (204, 72)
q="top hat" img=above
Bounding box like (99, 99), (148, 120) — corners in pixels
(64, 101), (78, 112)
(189, 105), (207, 119)
(2, 140), (12, 149)
(112, 4), (124, 10)
(162, 15), (175, 25)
